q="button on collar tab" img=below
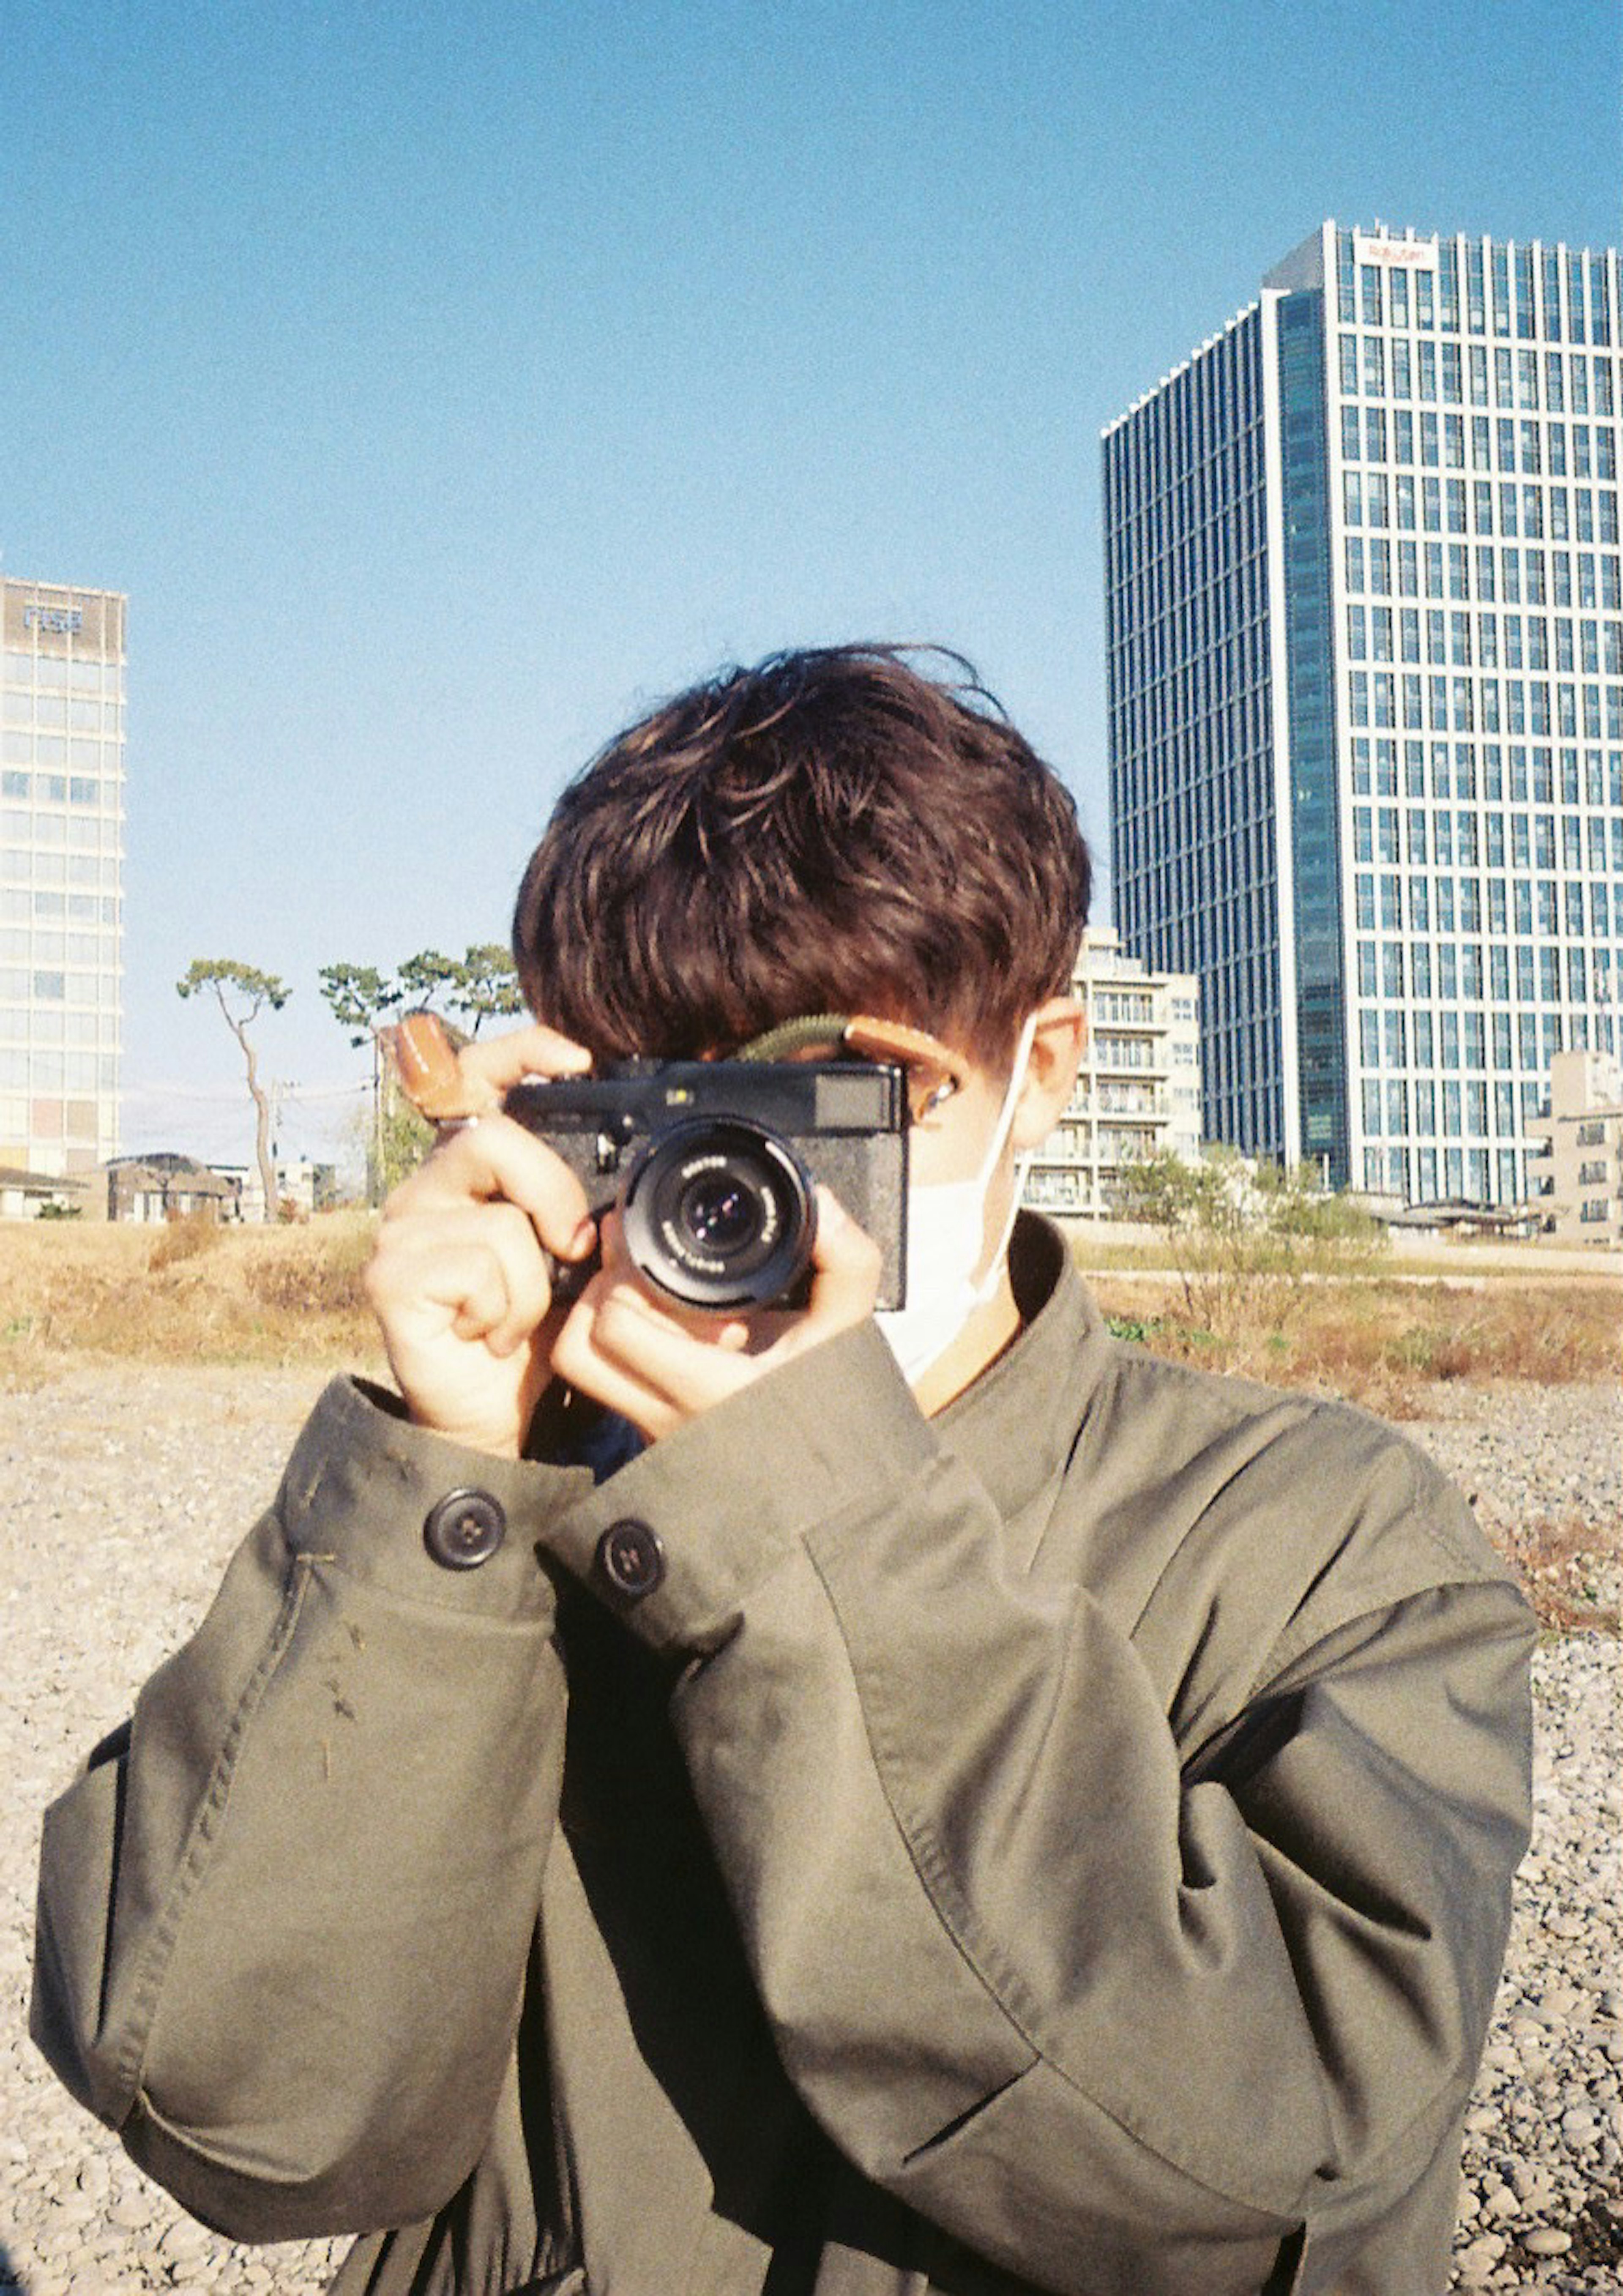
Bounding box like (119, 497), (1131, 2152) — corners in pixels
(424, 1488), (508, 1570)
(596, 1517), (665, 1600)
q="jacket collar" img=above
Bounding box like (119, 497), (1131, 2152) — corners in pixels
(933, 1213), (1114, 1549)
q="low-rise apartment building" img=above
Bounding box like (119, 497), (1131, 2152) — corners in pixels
(1023, 926), (1203, 1220)
(1526, 1047), (1623, 1246)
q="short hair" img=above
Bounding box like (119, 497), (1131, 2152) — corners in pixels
(512, 644), (1091, 1066)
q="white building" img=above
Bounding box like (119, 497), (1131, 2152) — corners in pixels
(1023, 926), (1202, 1220)
(0, 580), (126, 1180)
(1105, 221), (1622, 1206)
(211, 1155), (339, 1223)
(1526, 1044), (1623, 1244)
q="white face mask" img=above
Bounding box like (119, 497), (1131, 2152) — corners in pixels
(875, 1014), (1038, 1387)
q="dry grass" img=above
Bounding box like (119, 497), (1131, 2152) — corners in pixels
(5, 1219), (1616, 1409)
(5, 1218), (1615, 1635)
(1491, 1513), (1620, 1638)
(1086, 1272), (1619, 1419)
(0, 1212), (386, 1387)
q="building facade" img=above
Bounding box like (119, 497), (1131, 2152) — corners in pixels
(97, 1154), (241, 1225)
(1105, 221), (1623, 1205)
(1526, 1045), (1623, 1244)
(1023, 926), (1202, 1219)
(1, 580), (126, 1183)
(213, 1155), (341, 1222)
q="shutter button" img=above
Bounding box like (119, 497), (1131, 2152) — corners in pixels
(424, 1489), (507, 1570)
(597, 1517), (665, 1600)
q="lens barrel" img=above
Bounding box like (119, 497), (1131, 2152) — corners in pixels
(620, 1118), (816, 1310)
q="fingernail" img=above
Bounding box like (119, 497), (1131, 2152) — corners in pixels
(568, 1216), (598, 1257)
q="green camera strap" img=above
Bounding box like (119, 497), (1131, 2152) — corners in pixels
(732, 1015), (852, 1063)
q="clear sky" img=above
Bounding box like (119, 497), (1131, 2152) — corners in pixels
(4, 0), (1619, 1171)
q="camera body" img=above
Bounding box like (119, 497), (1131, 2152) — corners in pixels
(503, 1059), (908, 1312)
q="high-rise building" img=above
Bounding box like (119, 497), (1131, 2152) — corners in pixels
(1104, 221), (1623, 1205)
(1022, 927), (1202, 1220)
(1, 580), (127, 1180)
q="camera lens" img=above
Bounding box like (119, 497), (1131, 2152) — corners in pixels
(620, 1118), (815, 1310)
(679, 1171), (762, 1257)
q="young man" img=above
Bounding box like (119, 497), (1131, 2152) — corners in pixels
(34, 647), (1532, 2296)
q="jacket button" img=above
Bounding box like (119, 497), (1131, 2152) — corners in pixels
(597, 1517), (665, 1600)
(423, 1489), (507, 1570)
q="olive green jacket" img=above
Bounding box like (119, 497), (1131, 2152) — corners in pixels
(33, 1221), (1534, 2296)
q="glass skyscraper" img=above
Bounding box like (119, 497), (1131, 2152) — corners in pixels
(1105, 221), (1623, 1205)
(1, 580), (126, 1181)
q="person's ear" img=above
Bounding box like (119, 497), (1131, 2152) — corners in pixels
(1011, 998), (1085, 1151)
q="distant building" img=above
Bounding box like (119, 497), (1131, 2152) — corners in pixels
(98, 1153), (242, 1225)
(1526, 1045), (1623, 1244)
(1023, 926), (1202, 1220)
(0, 579), (127, 1182)
(212, 1155), (340, 1222)
(0, 1164), (90, 1219)
(1104, 221), (1623, 1208)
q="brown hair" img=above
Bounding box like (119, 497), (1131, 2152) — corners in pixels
(512, 645), (1091, 1066)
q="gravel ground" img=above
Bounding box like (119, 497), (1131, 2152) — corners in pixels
(1, 1363), (1618, 2294)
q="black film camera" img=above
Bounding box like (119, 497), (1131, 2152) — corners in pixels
(503, 1060), (908, 1312)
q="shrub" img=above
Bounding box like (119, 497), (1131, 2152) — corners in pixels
(148, 1210), (224, 1271)
(243, 1219), (375, 1315)
(1111, 1147), (1387, 1330)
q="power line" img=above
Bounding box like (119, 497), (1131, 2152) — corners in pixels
(121, 1078), (369, 1104)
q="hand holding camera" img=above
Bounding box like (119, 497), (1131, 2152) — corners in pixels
(501, 1053), (907, 1312)
(367, 1015), (887, 1455)
(364, 1018), (601, 1459)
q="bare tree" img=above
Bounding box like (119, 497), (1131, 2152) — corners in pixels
(176, 960), (292, 1221)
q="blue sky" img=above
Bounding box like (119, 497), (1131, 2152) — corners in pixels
(4, 0), (1619, 1168)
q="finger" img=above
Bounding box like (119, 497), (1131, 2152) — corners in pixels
(595, 1282), (734, 1393)
(369, 1200), (560, 1356)
(393, 1114), (598, 1264)
(592, 1214), (752, 1353)
(551, 1293), (690, 1442)
(447, 1253), (519, 1346)
(459, 1203), (560, 1356)
(457, 1020), (593, 1101)
(556, 1252), (761, 1419)
(802, 1188), (883, 1330)
(368, 1226), (514, 1348)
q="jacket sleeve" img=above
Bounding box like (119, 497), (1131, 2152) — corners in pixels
(31, 1375), (581, 2243)
(538, 1324), (1535, 2296)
